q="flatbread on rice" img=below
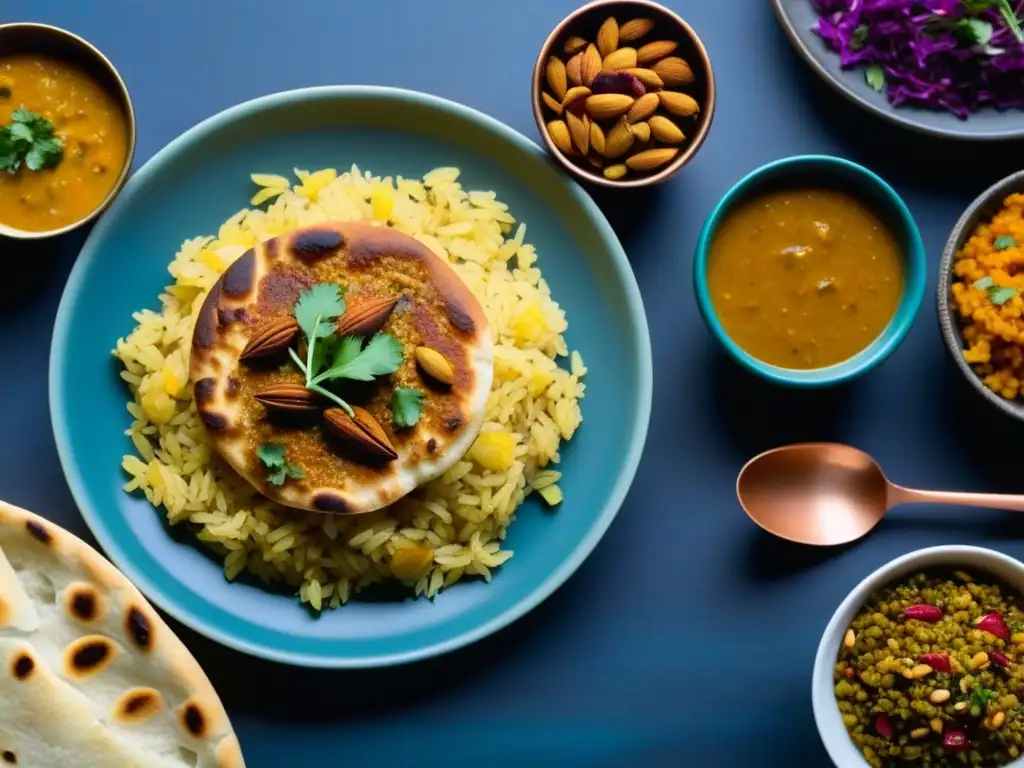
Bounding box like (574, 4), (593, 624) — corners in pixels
(190, 220), (494, 515)
(0, 500), (243, 767)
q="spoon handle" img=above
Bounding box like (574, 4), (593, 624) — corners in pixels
(891, 485), (1024, 512)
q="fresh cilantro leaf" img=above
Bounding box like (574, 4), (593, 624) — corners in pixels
(865, 65), (885, 93)
(995, 235), (1017, 250)
(391, 387), (425, 428)
(957, 17), (994, 45)
(332, 335), (364, 369)
(314, 333), (404, 384)
(256, 442), (303, 486)
(974, 276), (995, 290)
(0, 109), (63, 175)
(997, 0), (1024, 43)
(310, 335), (337, 378)
(293, 283), (345, 341)
(850, 24), (869, 50)
(990, 285), (1018, 305)
(966, 680), (998, 717)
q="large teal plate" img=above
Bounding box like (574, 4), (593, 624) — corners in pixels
(49, 87), (651, 667)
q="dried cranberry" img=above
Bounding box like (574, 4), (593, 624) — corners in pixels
(977, 612), (1010, 641)
(943, 727), (969, 751)
(875, 713), (894, 741)
(920, 653), (951, 673)
(590, 71), (646, 99)
(991, 650), (1012, 668)
(904, 604), (943, 623)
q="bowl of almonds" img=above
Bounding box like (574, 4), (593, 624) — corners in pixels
(531, 0), (715, 188)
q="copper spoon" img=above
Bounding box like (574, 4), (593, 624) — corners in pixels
(737, 442), (1024, 546)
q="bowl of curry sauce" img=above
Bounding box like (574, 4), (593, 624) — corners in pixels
(694, 155), (925, 387)
(0, 23), (135, 239)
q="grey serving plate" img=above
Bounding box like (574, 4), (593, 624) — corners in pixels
(772, 0), (1024, 141)
(938, 169), (1024, 422)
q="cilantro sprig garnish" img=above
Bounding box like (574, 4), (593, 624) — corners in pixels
(257, 443), (305, 486)
(0, 109), (63, 174)
(962, 679), (998, 717)
(963, 0), (1024, 43)
(995, 235), (1018, 251)
(391, 388), (425, 428)
(974, 275), (1019, 305)
(287, 283), (404, 416)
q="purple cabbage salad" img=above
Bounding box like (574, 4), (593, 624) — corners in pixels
(812, 0), (1024, 118)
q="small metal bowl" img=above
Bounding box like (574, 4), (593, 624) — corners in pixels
(531, 0), (716, 189)
(938, 169), (1024, 422)
(0, 23), (136, 240)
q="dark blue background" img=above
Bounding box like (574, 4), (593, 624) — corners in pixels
(6, 1), (1024, 765)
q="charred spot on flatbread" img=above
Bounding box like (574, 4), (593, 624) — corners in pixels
(24, 520), (50, 545)
(11, 653), (33, 681)
(189, 221), (494, 515)
(115, 687), (163, 723)
(64, 582), (105, 624)
(181, 700), (208, 738)
(1, 750), (15, 764)
(64, 635), (118, 679)
(126, 606), (152, 651)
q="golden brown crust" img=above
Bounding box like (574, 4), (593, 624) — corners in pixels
(189, 221), (493, 514)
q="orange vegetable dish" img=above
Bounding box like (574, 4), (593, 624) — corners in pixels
(708, 188), (904, 369)
(0, 54), (129, 232)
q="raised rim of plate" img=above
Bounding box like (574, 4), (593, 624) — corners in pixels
(48, 85), (652, 668)
(770, 0), (1024, 142)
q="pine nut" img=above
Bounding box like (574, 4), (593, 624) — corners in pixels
(844, 629), (856, 648)
(971, 651), (990, 670)
(911, 664), (933, 679)
(993, 711), (1006, 729)
(930, 718), (944, 734)
(929, 689), (951, 704)
(955, 701), (968, 712)
(911, 727), (929, 739)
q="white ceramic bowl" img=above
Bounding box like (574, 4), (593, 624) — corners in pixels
(813, 546), (1024, 767)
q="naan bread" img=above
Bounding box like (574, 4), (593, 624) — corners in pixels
(0, 501), (244, 768)
(190, 221), (493, 515)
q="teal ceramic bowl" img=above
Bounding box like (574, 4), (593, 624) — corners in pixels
(49, 86), (652, 667)
(693, 155), (925, 387)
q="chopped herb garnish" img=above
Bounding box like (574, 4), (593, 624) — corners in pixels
(973, 275), (1018, 305)
(964, 679), (998, 717)
(0, 108), (63, 174)
(956, 17), (994, 45)
(391, 387), (425, 428)
(850, 24), (869, 50)
(865, 65), (886, 93)
(256, 442), (305, 486)
(974, 276), (995, 290)
(289, 282), (405, 416)
(995, 235), (1017, 250)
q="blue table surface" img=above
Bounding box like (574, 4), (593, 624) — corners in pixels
(7, 1), (1024, 765)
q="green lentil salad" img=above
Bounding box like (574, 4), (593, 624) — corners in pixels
(835, 570), (1024, 767)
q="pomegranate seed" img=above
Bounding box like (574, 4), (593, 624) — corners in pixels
(904, 604), (943, 623)
(920, 653), (951, 673)
(992, 650), (1012, 668)
(977, 613), (1010, 641)
(875, 713), (894, 741)
(943, 727), (969, 751)
(844, 666), (855, 680)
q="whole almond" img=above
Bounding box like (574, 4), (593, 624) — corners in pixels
(585, 93), (634, 120)
(597, 17), (619, 58)
(565, 110), (590, 154)
(648, 115), (684, 143)
(626, 147), (679, 171)
(603, 119), (635, 158)
(581, 44), (602, 87)
(652, 56), (695, 87)
(629, 120), (651, 143)
(415, 346), (456, 385)
(619, 18), (655, 42)
(323, 407), (397, 461)
(603, 164), (628, 181)
(624, 67), (664, 89)
(561, 85), (591, 114)
(336, 295), (399, 337)
(590, 121), (606, 156)
(564, 36), (588, 56)
(542, 91), (563, 115)
(240, 316), (300, 362)
(603, 47), (637, 72)
(547, 120), (574, 156)
(626, 92), (659, 123)
(254, 382), (319, 413)
(636, 40), (678, 66)
(545, 56), (568, 101)
(658, 90), (700, 117)
(566, 52), (584, 86)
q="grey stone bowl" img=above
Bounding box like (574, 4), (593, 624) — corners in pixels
(938, 169), (1024, 421)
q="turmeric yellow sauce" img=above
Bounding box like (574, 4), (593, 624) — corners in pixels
(0, 54), (129, 232)
(708, 188), (904, 369)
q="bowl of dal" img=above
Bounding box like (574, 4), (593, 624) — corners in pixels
(0, 23), (136, 239)
(694, 155), (925, 387)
